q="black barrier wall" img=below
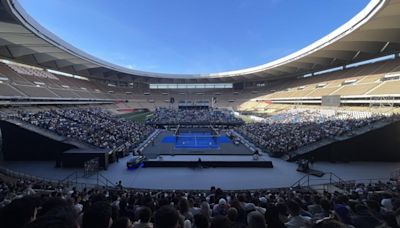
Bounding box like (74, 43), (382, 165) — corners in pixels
(143, 160), (273, 168)
(0, 120), (76, 161)
(298, 121), (400, 162)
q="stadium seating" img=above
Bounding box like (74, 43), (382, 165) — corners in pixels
(0, 63), (34, 85)
(368, 80), (400, 95)
(258, 58), (400, 99)
(0, 58), (399, 111)
(237, 108), (396, 156)
(7, 63), (58, 80)
(13, 84), (59, 98)
(11, 108), (154, 153)
(0, 83), (24, 97)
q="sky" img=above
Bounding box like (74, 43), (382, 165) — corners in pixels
(19, 0), (370, 75)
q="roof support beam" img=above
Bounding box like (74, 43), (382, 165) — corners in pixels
(352, 50), (361, 60)
(380, 41), (390, 52)
(0, 45), (13, 58)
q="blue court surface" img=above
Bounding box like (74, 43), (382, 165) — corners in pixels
(162, 132), (230, 149)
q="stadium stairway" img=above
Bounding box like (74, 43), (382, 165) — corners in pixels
(310, 184), (347, 194)
(291, 172), (348, 194)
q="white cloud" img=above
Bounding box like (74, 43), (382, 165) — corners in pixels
(125, 64), (135, 69)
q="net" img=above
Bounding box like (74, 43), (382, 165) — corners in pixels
(175, 134), (219, 149)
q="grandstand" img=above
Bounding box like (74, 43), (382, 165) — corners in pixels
(248, 57), (400, 106)
(2, 55), (400, 108)
(1, 0), (400, 227)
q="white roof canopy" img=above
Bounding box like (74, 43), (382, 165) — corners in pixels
(0, 0), (400, 83)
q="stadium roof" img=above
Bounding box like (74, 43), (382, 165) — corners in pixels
(0, 0), (400, 83)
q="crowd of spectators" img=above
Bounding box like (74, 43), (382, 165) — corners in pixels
(146, 108), (243, 125)
(1, 173), (400, 228)
(10, 108), (154, 153)
(237, 109), (398, 156)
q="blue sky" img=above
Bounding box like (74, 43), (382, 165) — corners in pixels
(19, 0), (370, 74)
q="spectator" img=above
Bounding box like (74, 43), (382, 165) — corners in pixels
(178, 198), (193, 222)
(381, 193), (393, 212)
(264, 204), (285, 228)
(25, 205), (79, 228)
(134, 207), (153, 228)
(154, 206), (179, 228)
(210, 215), (230, 228)
(351, 204), (382, 228)
(314, 199), (332, 220)
(193, 214), (208, 228)
(285, 200), (312, 228)
(247, 211), (266, 228)
(313, 219), (349, 228)
(212, 198), (228, 216)
(119, 198), (135, 222)
(0, 197), (37, 228)
(199, 201), (211, 220)
(82, 201), (113, 228)
(112, 217), (133, 228)
(227, 207), (245, 228)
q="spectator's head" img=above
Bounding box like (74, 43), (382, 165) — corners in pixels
(276, 202), (288, 218)
(265, 204), (284, 227)
(193, 214), (209, 228)
(247, 211), (266, 228)
(0, 197), (37, 228)
(154, 205), (179, 228)
(320, 199), (332, 212)
(287, 200), (300, 217)
(136, 206), (152, 223)
(90, 193), (107, 204)
(178, 198), (189, 214)
(218, 198), (227, 207)
(245, 203), (256, 213)
(366, 200), (381, 214)
(238, 194), (246, 203)
(227, 207), (238, 222)
(200, 201), (211, 218)
(313, 219), (347, 228)
(354, 203), (369, 214)
(24, 205), (79, 228)
(39, 198), (70, 217)
(119, 198), (128, 211)
(112, 217), (132, 228)
(333, 204), (351, 225)
(259, 197), (268, 208)
(334, 195), (348, 205)
(83, 201), (112, 228)
(210, 215), (230, 228)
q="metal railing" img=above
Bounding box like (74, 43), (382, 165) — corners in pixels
(291, 172), (346, 189)
(60, 171), (79, 186)
(0, 166), (116, 191)
(290, 171), (395, 193)
(96, 173), (116, 187)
